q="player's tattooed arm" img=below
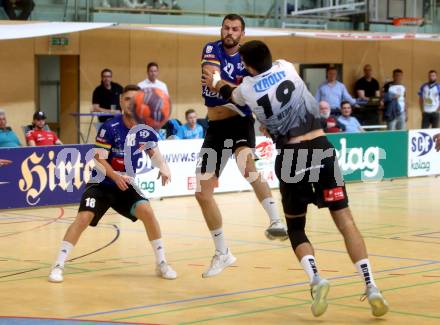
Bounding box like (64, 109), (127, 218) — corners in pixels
(148, 147), (171, 186)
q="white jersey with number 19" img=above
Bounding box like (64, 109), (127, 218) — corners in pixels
(232, 59), (321, 142)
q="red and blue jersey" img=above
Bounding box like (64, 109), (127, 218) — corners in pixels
(201, 40), (252, 116)
(95, 115), (159, 185)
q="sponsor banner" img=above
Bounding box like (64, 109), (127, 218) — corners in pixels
(134, 137), (279, 198)
(327, 131), (408, 181)
(0, 145), (95, 210)
(408, 129), (440, 177)
(0, 132), (410, 208)
(136, 131), (408, 198)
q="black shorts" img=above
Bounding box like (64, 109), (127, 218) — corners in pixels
(196, 115), (256, 177)
(78, 183), (149, 227)
(275, 136), (348, 216)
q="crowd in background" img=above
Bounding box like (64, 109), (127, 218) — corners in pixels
(91, 63), (207, 141)
(318, 65), (439, 134)
(1, 62), (440, 148)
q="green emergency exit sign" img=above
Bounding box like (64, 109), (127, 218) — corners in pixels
(50, 36), (69, 46)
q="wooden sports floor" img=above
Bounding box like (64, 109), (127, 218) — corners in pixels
(0, 177), (439, 325)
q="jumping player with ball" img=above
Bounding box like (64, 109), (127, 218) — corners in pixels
(48, 85), (177, 282)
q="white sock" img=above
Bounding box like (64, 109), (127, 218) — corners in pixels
(300, 255), (321, 285)
(261, 197), (281, 224)
(210, 228), (227, 254)
(355, 258), (377, 288)
(150, 239), (166, 264)
(55, 241), (74, 268)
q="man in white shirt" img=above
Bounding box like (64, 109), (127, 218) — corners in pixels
(383, 69), (406, 130)
(418, 70), (440, 128)
(137, 62), (169, 95)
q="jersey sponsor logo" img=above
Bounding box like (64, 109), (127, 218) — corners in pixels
(323, 187), (345, 202)
(410, 131), (433, 157)
(253, 71), (286, 93)
(202, 86), (220, 98)
(111, 157), (125, 171)
(206, 45), (213, 53)
(99, 129), (106, 137)
(203, 54), (216, 59)
(139, 130), (150, 138)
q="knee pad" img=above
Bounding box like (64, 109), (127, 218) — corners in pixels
(286, 216), (310, 251)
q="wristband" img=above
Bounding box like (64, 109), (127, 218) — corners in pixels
(212, 71), (221, 88)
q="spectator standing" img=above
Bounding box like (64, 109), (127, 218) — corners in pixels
(337, 101), (364, 133)
(418, 70), (440, 129)
(92, 68), (123, 128)
(383, 69), (406, 130)
(355, 64), (380, 100)
(319, 101), (345, 133)
(2, 0), (34, 20)
(138, 62), (169, 95)
(176, 109), (204, 139)
(26, 111), (63, 146)
(315, 66), (356, 115)
(0, 109), (21, 147)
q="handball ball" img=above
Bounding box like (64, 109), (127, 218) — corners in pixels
(132, 88), (171, 129)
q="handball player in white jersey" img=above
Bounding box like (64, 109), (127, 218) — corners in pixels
(203, 40), (389, 318)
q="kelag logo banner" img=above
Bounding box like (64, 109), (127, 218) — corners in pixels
(0, 145), (95, 209)
(327, 131), (408, 181)
(408, 129), (440, 177)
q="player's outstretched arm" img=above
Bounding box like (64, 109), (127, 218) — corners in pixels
(94, 149), (132, 191)
(148, 147), (171, 186)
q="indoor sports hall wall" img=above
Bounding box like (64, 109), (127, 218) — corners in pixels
(1, 26), (440, 144)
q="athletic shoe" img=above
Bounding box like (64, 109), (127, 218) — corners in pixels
(265, 221), (288, 241)
(362, 285), (389, 317)
(202, 249), (236, 278)
(48, 265), (64, 283)
(155, 261), (177, 280)
(310, 278), (330, 317)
